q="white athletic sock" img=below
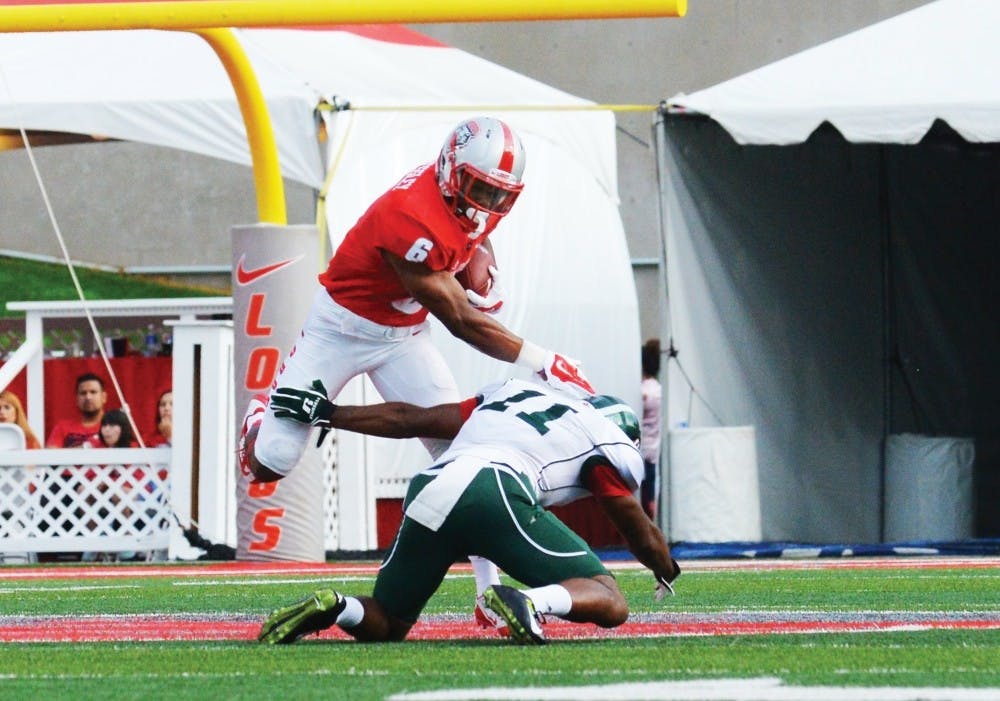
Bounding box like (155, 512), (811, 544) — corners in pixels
(524, 584), (572, 617)
(335, 595), (365, 628)
(469, 555), (502, 597)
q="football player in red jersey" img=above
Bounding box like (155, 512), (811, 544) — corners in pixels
(239, 117), (595, 624)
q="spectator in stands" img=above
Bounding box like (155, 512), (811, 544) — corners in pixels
(0, 389), (41, 449)
(141, 389), (172, 495)
(38, 372), (108, 562)
(90, 409), (137, 449)
(83, 409), (141, 562)
(139, 394), (172, 563)
(640, 338), (663, 520)
(143, 389), (172, 447)
(38, 373), (108, 563)
(95, 408), (166, 562)
(45, 372), (107, 448)
(0, 389), (41, 563)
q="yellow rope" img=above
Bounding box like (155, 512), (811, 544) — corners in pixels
(315, 108), (358, 263)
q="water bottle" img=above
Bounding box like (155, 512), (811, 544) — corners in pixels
(159, 332), (173, 357)
(144, 324), (160, 357)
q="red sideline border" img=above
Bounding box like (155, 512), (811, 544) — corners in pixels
(3, 616), (1000, 643)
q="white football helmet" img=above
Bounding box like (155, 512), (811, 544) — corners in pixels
(437, 117), (526, 232)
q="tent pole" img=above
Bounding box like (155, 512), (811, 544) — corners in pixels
(651, 104), (672, 538)
(878, 145), (892, 543)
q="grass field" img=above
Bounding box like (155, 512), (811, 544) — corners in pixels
(0, 255), (224, 316)
(0, 557), (998, 700)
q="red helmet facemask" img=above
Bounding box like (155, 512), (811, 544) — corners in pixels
(438, 117), (526, 233)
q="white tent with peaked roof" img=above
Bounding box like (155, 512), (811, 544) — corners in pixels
(669, 0), (1000, 144)
(656, 0), (1000, 543)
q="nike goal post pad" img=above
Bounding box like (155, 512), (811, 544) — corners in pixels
(232, 223), (325, 562)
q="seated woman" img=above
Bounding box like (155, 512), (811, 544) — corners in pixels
(0, 390), (40, 560)
(0, 390), (41, 449)
(82, 409), (140, 562)
(90, 409), (137, 449)
(143, 389), (172, 448)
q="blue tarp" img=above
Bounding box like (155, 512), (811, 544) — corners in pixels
(600, 539), (1000, 560)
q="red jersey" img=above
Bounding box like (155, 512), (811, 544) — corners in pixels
(319, 163), (497, 326)
(143, 430), (170, 448)
(46, 417), (101, 448)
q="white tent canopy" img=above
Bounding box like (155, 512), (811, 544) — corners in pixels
(0, 26), (617, 193)
(0, 29), (324, 187)
(669, 0), (1000, 145)
(656, 0), (1000, 542)
(0, 25), (639, 499)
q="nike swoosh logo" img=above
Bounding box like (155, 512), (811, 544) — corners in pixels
(235, 254), (303, 286)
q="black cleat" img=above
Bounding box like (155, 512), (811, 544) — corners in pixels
(482, 584), (546, 645)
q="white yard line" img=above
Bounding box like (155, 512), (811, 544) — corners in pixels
(0, 584), (141, 594)
(389, 677), (1000, 701)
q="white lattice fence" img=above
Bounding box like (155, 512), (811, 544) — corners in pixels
(0, 448), (171, 553)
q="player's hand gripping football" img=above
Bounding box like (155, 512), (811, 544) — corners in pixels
(465, 265), (504, 314)
(270, 379), (336, 428)
(540, 351), (596, 398)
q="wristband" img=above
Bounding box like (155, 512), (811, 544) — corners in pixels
(514, 340), (548, 372)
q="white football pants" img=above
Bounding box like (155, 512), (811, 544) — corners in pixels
(255, 287), (459, 476)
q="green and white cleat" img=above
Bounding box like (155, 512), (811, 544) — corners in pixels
(258, 589), (346, 645)
(482, 584), (546, 645)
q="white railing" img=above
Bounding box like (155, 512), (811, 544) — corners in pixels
(0, 448), (171, 553)
(0, 297), (352, 559)
(1, 299), (237, 559)
(5, 297), (233, 437)
(0, 336), (41, 393)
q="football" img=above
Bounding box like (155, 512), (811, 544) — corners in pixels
(455, 241), (496, 297)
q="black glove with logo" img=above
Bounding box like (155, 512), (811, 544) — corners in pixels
(270, 379), (336, 428)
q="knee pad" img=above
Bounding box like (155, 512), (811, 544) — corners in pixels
(255, 432), (306, 477)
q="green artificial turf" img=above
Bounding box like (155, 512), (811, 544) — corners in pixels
(3, 564), (997, 616)
(0, 563), (998, 700)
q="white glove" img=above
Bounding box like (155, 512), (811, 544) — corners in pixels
(540, 351), (596, 398)
(465, 265), (503, 314)
(516, 342), (597, 398)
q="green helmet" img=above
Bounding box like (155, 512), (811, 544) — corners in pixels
(586, 394), (641, 448)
